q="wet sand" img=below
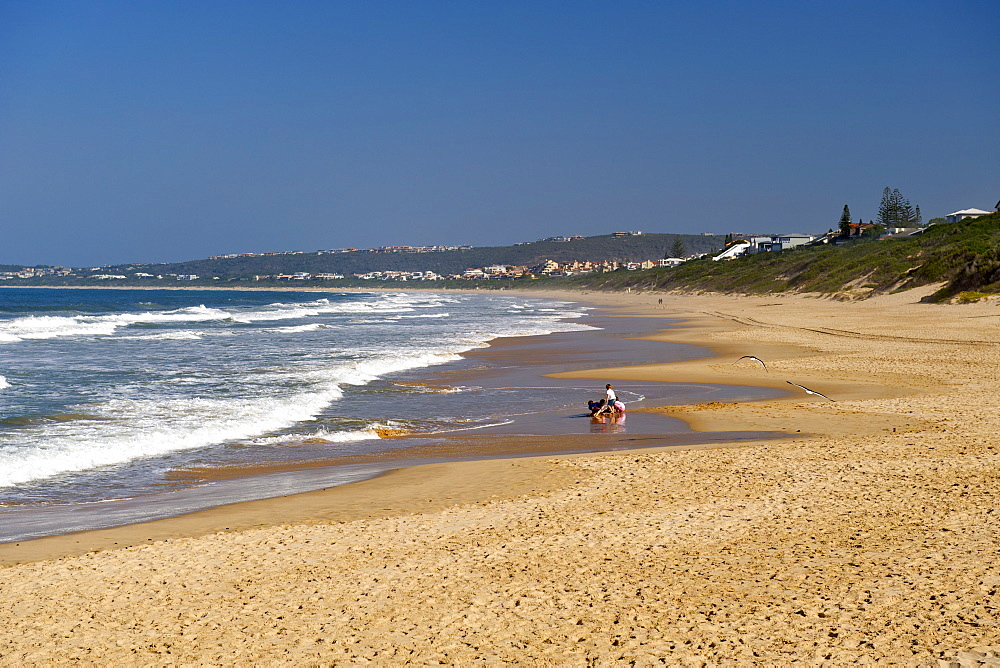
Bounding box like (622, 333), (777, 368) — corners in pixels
(1, 287), (999, 664)
(0, 307), (783, 544)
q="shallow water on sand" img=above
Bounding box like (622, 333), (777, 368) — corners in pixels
(0, 289), (783, 541)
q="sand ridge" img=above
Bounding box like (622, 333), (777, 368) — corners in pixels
(1, 288), (999, 665)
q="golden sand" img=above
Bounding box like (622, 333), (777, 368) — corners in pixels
(1, 288), (998, 665)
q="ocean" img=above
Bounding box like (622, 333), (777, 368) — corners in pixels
(0, 287), (781, 541)
(0, 287), (605, 499)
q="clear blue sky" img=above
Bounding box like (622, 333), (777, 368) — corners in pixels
(1, 1), (997, 266)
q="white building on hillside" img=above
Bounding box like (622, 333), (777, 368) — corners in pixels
(946, 208), (992, 223)
(715, 234), (814, 260)
(765, 233), (814, 250)
(713, 241), (752, 261)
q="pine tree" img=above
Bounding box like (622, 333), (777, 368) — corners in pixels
(890, 189), (906, 226)
(877, 187), (920, 228)
(877, 187), (894, 227)
(838, 205), (852, 237)
(671, 237), (687, 258)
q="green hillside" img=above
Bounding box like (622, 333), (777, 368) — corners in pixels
(110, 233), (724, 277)
(11, 214), (1000, 302)
(551, 212), (1000, 302)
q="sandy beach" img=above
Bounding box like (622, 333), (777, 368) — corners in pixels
(1, 287), (999, 665)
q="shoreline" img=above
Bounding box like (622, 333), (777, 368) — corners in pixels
(0, 290), (783, 557)
(0, 287), (917, 559)
(2, 287), (999, 663)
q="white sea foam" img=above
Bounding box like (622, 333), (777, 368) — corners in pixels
(290, 349), (466, 391)
(250, 426), (388, 446)
(394, 383), (467, 394)
(0, 293), (456, 344)
(272, 323), (328, 333)
(0, 306), (231, 343)
(0, 315), (121, 342)
(119, 330), (204, 341)
(232, 294), (454, 323)
(394, 312), (451, 319)
(0, 375), (9, 390)
(0, 290), (597, 491)
(0, 345), (463, 489)
(0, 384), (345, 488)
(428, 419), (515, 433)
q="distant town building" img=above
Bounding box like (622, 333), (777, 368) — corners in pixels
(611, 231), (643, 237)
(533, 259), (561, 275)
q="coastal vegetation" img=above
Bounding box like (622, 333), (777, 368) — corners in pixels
(550, 211), (1000, 302)
(876, 186), (921, 228)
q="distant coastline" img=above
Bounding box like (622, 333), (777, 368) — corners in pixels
(5, 211), (1000, 302)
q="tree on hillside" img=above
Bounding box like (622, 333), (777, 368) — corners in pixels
(838, 205), (852, 237)
(877, 187), (921, 228)
(877, 187), (900, 226)
(671, 237), (687, 258)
